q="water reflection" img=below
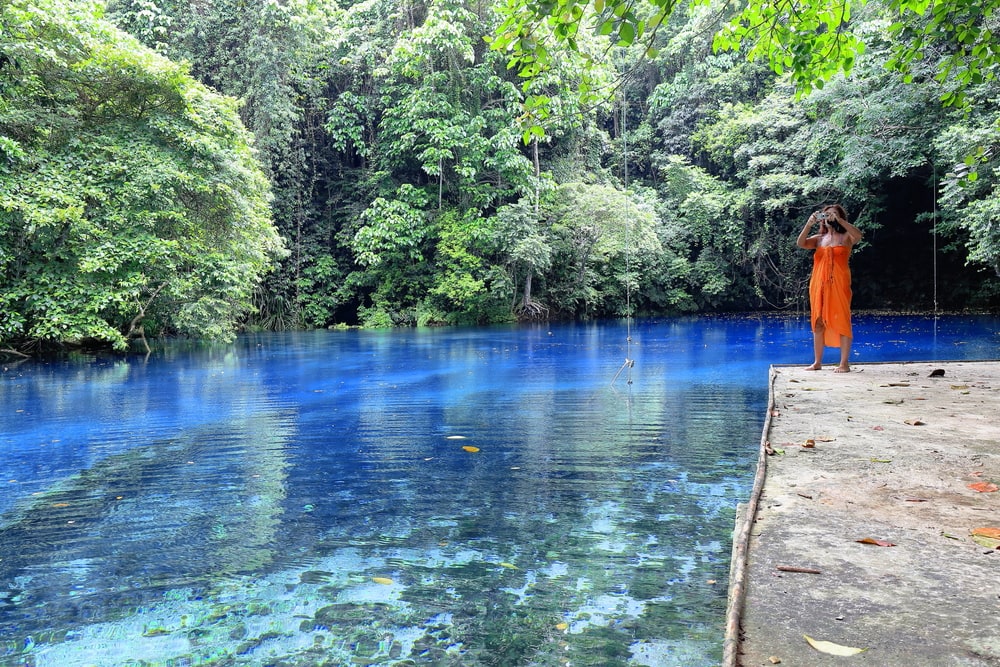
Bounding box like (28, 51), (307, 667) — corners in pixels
(0, 315), (996, 666)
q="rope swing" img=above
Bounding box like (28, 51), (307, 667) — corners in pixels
(611, 83), (635, 387)
(932, 166), (939, 336)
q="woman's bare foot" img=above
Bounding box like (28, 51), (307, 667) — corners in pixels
(834, 365), (851, 373)
(805, 363), (822, 371)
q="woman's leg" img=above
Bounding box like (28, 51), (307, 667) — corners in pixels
(806, 319), (825, 370)
(835, 335), (852, 372)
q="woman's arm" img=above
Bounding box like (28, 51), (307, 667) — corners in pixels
(839, 217), (863, 246)
(796, 214), (819, 249)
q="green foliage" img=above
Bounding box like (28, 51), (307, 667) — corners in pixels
(295, 255), (346, 329)
(490, 0), (1000, 123)
(426, 210), (512, 324)
(11, 0), (996, 346)
(106, 0), (341, 332)
(0, 0), (284, 352)
(649, 156), (744, 310)
(354, 185), (432, 268)
(935, 114), (1000, 275)
(544, 182), (661, 316)
(711, 0), (866, 96)
(886, 0), (1000, 107)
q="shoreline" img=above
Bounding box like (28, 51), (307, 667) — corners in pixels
(730, 360), (1000, 666)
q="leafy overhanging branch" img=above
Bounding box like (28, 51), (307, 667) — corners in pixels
(489, 0), (1000, 130)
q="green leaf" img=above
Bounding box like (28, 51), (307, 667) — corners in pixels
(618, 22), (635, 45)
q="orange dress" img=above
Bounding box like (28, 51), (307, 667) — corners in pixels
(809, 245), (853, 348)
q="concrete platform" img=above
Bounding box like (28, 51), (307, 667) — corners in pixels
(727, 361), (1000, 667)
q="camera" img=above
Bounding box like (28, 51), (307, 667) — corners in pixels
(816, 212), (828, 221)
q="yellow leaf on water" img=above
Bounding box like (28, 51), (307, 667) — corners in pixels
(499, 562), (518, 570)
(462, 445), (480, 453)
(803, 635), (866, 656)
(372, 577), (394, 585)
(555, 621), (569, 631)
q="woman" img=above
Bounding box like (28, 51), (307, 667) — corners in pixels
(796, 204), (863, 372)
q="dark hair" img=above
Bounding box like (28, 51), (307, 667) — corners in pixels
(824, 205), (848, 233)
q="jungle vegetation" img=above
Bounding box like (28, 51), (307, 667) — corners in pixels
(2, 0), (999, 355)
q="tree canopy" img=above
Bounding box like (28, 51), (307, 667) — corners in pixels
(1, 0), (998, 355)
(490, 0), (1000, 107)
(1, 0), (285, 353)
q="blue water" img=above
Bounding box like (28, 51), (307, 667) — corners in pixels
(1, 314), (997, 666)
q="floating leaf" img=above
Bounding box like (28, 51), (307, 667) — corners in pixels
(968, 482), (999, 493)
(856, 537), (896, 547)
(499, 562), (519, 570)
(870, 458), (892, 463)
(462, 445), (480, 453)
(950, 384), (969, 390)
(804, 635), (866, 656)
(372, 577), (394, 585)
(555, 621), (569, 631)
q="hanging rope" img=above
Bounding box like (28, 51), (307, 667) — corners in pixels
(612, 79), (634, 387)
(933, 167), (939, 320)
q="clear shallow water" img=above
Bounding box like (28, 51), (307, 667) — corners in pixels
(0, 314), (997, 667)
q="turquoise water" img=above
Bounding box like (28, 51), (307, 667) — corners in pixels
(1, 314), (997, 666)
